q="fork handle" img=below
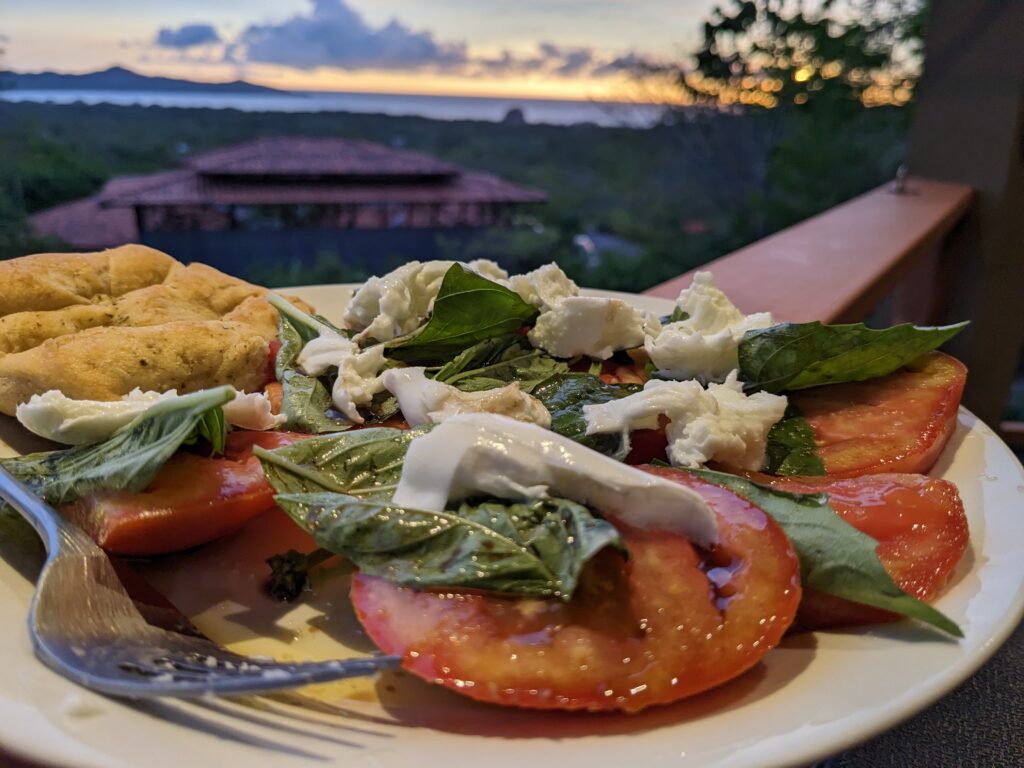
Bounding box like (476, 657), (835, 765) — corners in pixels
(0, 465), (86, 557)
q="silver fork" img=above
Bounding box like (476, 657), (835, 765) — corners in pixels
(0, 465), (400, 697)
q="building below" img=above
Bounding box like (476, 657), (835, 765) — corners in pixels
(31, 136), (546, 275)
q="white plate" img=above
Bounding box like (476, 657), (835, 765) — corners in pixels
(0, 286), (1022, 768)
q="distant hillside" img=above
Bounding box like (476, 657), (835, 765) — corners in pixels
(5, 66), (287, 95)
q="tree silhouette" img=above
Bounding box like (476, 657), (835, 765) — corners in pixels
(634, 1), (926, 240)
(670, 0), (926, 112)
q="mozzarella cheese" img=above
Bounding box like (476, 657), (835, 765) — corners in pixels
(504, 262), (579, 311)
(645, 271), (774, 381)
(16, 388), (177, 445)
(381, 367), (550, 427)
(16, 387), (283, 445)
(222, 391), (287, 431)
(392, 413), (718, 546)
(583, 371), (787, 470)
(527, 296), (648, 359)
(295, 328), (387, 424)
(296, 330), (358, 377)
(342, 259), (509, 343)
(331, 343), (388, 424)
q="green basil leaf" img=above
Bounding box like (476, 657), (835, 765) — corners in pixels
(275, 313), (351, 434)
(688, 468), (962, 637)
(739, 321), (968, 393)
(762, 406), (825, 476)
(275, 492), (623, 599)
(265, 548), (336, 601)
(254, 426), (426, 499)
(533, 373), (641, 460)
(660, 307), (689, 324)
(1, 386), (235, 506)
(435, 334), (569, 394)
(386, 265), (538, 364)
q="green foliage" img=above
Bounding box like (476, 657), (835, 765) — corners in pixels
(256, 425), (623, 599)
(739, 320), (968, 393)
(672, 0), (927, 111)
(533, 374), (641, 459)
(386, 265), (538, 364)
(1, 387), (234, 506)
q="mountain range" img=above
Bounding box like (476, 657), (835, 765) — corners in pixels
(3, 66), (287, 95)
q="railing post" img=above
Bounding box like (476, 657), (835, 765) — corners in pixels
(906, 0), (1024, 427)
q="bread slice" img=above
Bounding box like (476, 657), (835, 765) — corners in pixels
(0, 244), (292, 415)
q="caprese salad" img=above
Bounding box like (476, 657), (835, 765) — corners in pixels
(2, 259), (970, 713)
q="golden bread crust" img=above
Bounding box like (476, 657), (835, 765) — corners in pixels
(0, 244), (301, 415)
(0, 244), (177, 316)
(0, 321), (271, 413)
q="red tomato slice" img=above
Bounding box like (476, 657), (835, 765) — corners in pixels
(748, 471), (969, 631)
(350, 470), (801, 712)
(790, 352), (966, 477)
(62, 431), (308, 556)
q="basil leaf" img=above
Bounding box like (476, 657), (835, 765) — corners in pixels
(275, 492), (623, 599)
(688, 468), (962, 637)
(386, 265), (538, 364)
(534, 373), (640, 460)
(254, 426), (425, 499)
(739, 321), (968, 393)
(1, 386), (235, 506)
(762, 406), (825, 476)
(265, 548), (336, 602)
(275, 313), (351, 434)
(435, 335), (569, 394)
(660, 307), (689, 324)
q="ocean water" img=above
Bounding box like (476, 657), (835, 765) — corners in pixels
(0, 88), (665, 128)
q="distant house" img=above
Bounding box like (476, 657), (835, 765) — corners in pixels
(32, 136), (546, 273)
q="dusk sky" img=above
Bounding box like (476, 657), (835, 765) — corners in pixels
(2, 0), (721, 100)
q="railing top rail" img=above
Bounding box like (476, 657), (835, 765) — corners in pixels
(644, 176), (973, 323)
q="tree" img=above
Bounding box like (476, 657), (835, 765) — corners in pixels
(673, 0), (927, 112)
(635, 1), (926, 242)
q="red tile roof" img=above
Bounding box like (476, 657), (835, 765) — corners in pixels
(30, 195), (138, 248)
(31, 137), (546, 248)
(185, 136), (461, 179)
(97, 168), (546, 208)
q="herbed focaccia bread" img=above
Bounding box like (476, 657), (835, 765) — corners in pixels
(0, 244), (289, 415)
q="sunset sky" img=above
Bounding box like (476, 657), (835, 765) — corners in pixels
(2, 0), (721, 101)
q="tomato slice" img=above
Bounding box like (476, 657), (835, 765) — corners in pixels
(748, 471), (969, 630)
(790, 352), (966, 477)
(62, 430), (308, 556)
(350, 470), (800, 712)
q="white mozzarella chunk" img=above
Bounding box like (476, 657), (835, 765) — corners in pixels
(583, 372), (788, 471)
(296, 330), (358, 377)
(645, 271), (774, 381)
(341, 260), (510, 343)
(504, 262), (579, 311)
(15, 388), (177, 445)
(17, 386), (287, 445)
(392, 413), (718, 547)
(222, 391), (286, 431)
(527, 296), (647, 359)
(331, 344), (388, 424)
(381, 367), (550, 427)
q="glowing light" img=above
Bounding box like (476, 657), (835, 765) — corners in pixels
(794, 65), (815, 82)
(821, 61), (843, 79)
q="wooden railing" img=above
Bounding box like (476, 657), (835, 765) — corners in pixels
(644, 176), (974, 324)
(643, 174), (1023, 445)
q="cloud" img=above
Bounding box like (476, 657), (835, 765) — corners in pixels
(156, 23), (221, 49)
(146, 1), (644, 79)
(238, 0), (466, 71)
